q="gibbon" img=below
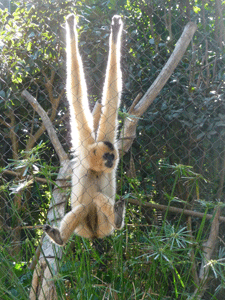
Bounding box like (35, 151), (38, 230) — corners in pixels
(43, 14), (125, 245)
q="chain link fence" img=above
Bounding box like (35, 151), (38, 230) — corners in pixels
(0, 1), (225, 299)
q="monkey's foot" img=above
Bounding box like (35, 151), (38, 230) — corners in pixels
(114, 198), (125, 229)
(43, 224), (64, 246)
(88, 141), (118, 173)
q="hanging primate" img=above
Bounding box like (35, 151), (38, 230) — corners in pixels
(43, 14), (125, 245)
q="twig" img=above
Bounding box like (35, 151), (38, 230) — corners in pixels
(22, 90), (68, 163)
(1, 169), (48, 183)
(187, 216), (200, 286)
(191, 206), (221, 299)
(118, 22), (197, 153)
(215, 0), (225, 46)
(191, 143), (225, 298)
(14, 225), (43, 230)
(0, 116), (10, 128)
(128, 92), (143, 114)
(128, 198), (225, 222)
(29, 236), (44, 270)
(135, 22), (197, 115)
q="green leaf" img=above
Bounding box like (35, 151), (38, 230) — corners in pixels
(193, 6), (201, 13)
(27, 41), (32, 51)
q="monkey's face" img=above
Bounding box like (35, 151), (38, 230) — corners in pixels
(88, 141), (118, 173)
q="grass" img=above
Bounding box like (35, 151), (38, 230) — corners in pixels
(0, 163), (224, 299)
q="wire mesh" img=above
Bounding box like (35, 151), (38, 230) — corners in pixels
(0, 1), (225, 299)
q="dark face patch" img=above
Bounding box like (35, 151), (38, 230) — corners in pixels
(103, 153), (115, 168)
(103, 141), (114, 151)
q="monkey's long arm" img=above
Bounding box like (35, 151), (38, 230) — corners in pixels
(97, 16), (123, 144)
(66, 14), (94, 147)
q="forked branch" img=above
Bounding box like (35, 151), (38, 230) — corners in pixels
(118, 21), (197, 153)
(22, 90), (68, 163)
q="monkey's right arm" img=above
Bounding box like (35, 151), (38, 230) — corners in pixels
(66, 14), (94, 148)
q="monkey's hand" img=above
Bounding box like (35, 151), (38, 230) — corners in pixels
(66, 13), (76, 30)
(111, 15), (122, 43)
(43, 224), (64, 246)
(114, 198), (125, 229)
(88, 141), (118, 173)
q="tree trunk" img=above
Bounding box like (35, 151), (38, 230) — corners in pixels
(29, 159), (71, 300)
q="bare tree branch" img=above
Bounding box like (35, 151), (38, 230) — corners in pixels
(127, 198), (225, 223)
(29, 159), (71, 300)
(2, 169), (53, 185)
(21, 83), (71, 300)
(0, 115), (10, 128)
(191, 206), (221, 299)
(118, 21), (197, 153)
(191, 144), (225, 298)
(5, 110), (19, 160)
(25, 80), (64, 152)
(22, 90), (68, 163)
(187, 216), (200, 287)
(215, 0), (225, 47)
(29, 236), (44, 271)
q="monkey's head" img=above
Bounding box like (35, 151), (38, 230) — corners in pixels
(88, 141), (118, 173)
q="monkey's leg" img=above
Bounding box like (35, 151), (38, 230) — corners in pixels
(97, 15), (123, 144)
(43, 205), (88, 246)
(96, 197), (125, 234)
(66, 14), (94, 147)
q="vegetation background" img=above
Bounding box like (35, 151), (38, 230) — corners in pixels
(0, 0), (225, 299)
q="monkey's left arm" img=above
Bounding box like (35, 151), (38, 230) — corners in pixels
(97, 15), (123, 144)
(87, 16), (123, 173)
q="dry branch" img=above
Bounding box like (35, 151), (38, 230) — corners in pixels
(22, 90), (71, 300)
(215, 0), (225, 46)
(191, 206), (221, 299)
(2, 169), (48, 184)
(29, 159), (71, 300)
(191, 144), (225, 298)
(128, 198), (225, 222)
(118, 21), (197, 153)
(22, 90), (68, 163)
(25, 75), (64, 152)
